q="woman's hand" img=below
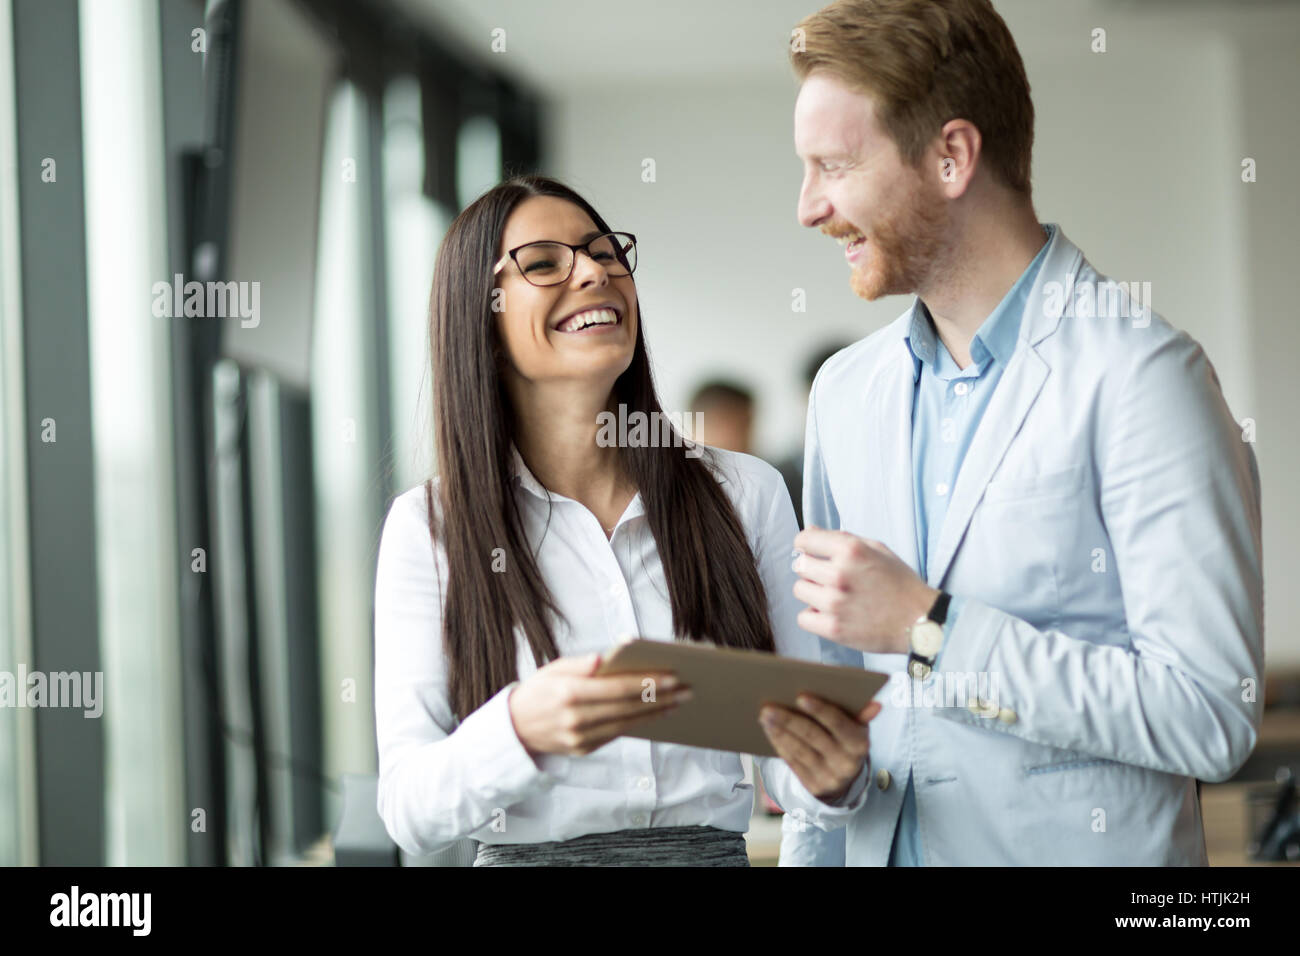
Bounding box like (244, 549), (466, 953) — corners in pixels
(507, 653), (690, 757)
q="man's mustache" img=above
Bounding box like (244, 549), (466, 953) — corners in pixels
(820, 220), (865, 240)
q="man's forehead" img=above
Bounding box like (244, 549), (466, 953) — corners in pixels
(794, 75), (877, 156)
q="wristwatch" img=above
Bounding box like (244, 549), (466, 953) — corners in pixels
(906, 590), (952, 680)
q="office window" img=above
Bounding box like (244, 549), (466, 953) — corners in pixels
(383, 75), (448, 493)
(311, 80), (384, 828)
(79, 0), (185, 865)
(456, 114), (502, 209)
(0, 0), (33, 868)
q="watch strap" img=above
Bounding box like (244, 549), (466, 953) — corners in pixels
(927, 590), (952, 626)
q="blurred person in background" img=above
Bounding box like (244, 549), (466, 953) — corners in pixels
(687, 380), (755, 455)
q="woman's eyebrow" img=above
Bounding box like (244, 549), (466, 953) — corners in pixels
(517, 229), (604, 245)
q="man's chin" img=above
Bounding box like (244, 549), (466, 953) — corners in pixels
(849, 268), (887, 301)
(850, 260), (917, 301)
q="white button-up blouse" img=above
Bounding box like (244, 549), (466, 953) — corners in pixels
(373, 444), (869, 857)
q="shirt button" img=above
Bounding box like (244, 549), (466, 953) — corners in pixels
(630, 813), (647, 826)
(875, 769), (892, 791)
(636, 776), (652, 790)
(935, 482), (949, 497)
(998, 708), (1018, 725)
(954, 381), (970, 396)
(608, 580), (624, 597)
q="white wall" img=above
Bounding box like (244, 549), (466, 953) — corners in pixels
(1239, 26), (1300, 671)
(544, 10), (1298, 667)
(552, 77), (869, 460)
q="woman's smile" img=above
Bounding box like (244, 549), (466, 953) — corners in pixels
(553, 304), (624, 334)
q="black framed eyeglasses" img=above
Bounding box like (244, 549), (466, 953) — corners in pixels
(493, 232), (637, 287)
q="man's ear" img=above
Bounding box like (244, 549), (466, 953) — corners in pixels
(935, 118), (980, 197)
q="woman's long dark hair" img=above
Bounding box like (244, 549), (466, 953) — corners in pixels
(427, 175), (776, 718)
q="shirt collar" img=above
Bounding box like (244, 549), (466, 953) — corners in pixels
(508, 443), (551, 500)
(507, 443), (647, 524)
(904, 223), (1055, 382)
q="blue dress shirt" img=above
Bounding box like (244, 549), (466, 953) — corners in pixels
(887, 224), (1054, 866)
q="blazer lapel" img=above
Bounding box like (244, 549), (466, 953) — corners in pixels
(923, 224), (1084, 587)
(926, 337), (1048, 589)
(873, 338), (921, 575)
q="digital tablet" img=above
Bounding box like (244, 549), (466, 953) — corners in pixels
(593, 637), (890, 757)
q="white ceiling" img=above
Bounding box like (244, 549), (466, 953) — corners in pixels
(393, 0), (1300, 96)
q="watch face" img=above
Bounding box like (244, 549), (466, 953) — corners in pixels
(910, 620), (944, 658)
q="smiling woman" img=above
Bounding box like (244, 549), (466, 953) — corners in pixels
(422, 178), (776, 710)
(371, 175), (880, 866)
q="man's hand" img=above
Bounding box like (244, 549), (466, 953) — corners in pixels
(793, 526), (939, 654)
(760, 696), (882, 801)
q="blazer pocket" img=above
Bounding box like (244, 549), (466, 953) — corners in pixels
(1023, 754), (1121, 775)
(1019, 740), (1122, 776)
(981, 463), (1087, 504)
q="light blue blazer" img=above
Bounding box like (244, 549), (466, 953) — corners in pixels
(780, 225), (1263, 866)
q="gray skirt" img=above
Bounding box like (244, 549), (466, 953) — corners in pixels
(473, 825), (750, 867)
